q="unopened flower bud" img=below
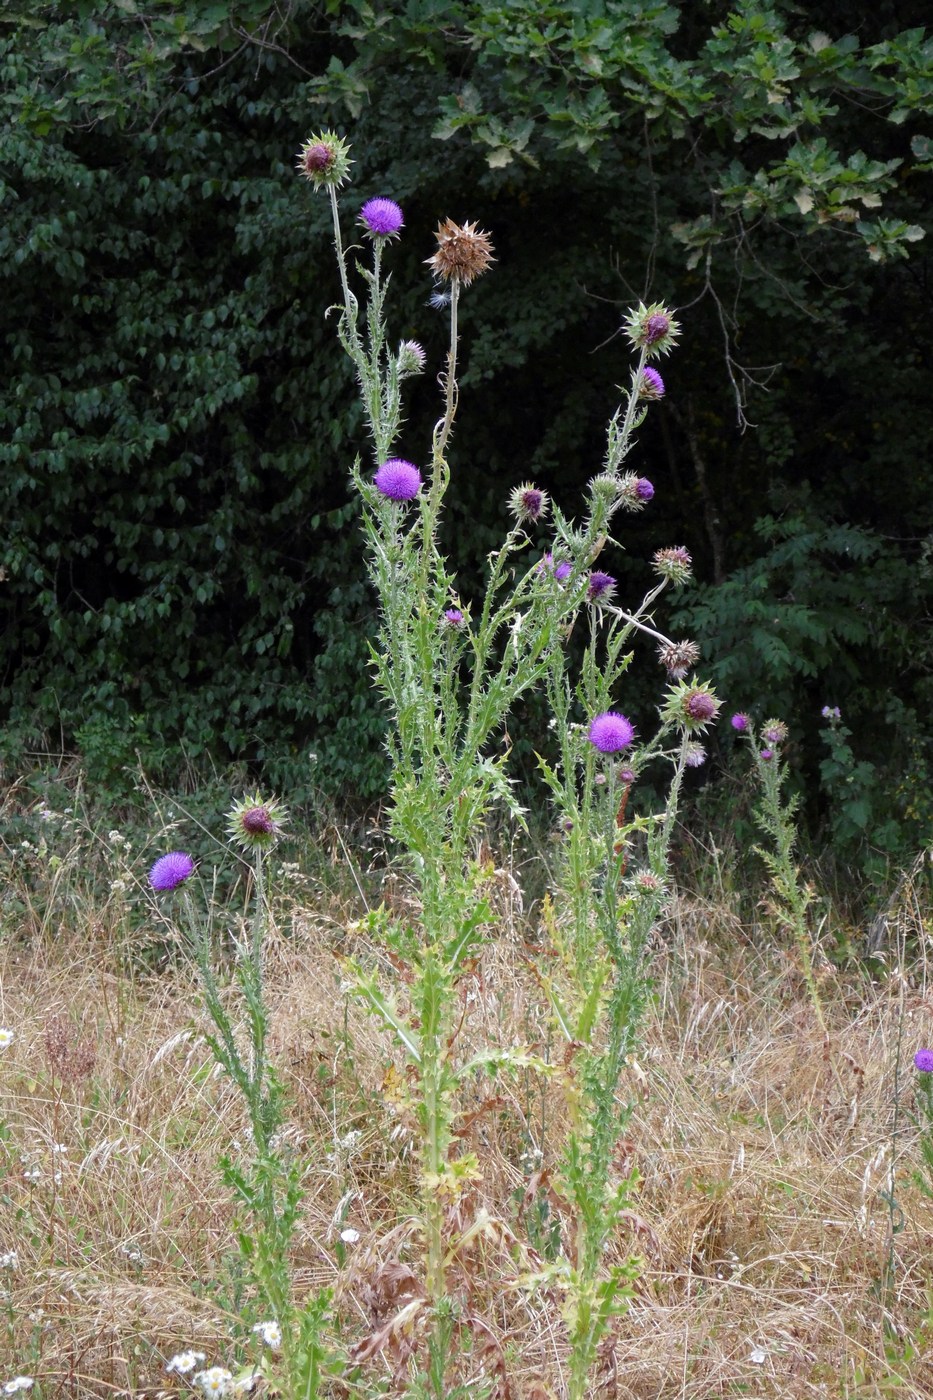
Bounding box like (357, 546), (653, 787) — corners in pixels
(509, 482), (549, 524)
(397, 340), (427, 377)
(652, 546), (692, 586)
(296, 132), (353, 189)
(623, 301), (681, 359)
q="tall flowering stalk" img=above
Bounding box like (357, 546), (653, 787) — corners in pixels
(149, 800), (340, 1399)
(299, 130), (713, 1397)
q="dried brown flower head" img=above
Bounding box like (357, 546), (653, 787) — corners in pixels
(657, 638), (700, 679)
(426, 218), (495, 287)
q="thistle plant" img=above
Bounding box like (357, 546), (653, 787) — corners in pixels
(148, 798), (340, 1399)
(298, 129), (715, 1397)
(732, 714), (827, 1037)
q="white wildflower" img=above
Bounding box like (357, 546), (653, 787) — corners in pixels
(0, 1029), (13, 1052)
(252, 1319), (282, 1350)
(340, 1227), (360, 1244)
(166, 1350), (205, 1375)
(194, 1367), (233, 1396)
(3, 1381), (34, 1395)
(0, 1252), (18, 1270)
(22, 1167), (41, 1184)
(749, 1346), (767, 1364)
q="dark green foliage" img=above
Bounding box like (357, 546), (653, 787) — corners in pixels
(1, 1), (931, 863)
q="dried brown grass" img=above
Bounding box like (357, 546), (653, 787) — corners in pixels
(1, 845), (933, 1399)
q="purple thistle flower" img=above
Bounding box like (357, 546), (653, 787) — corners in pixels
(374, 459), (422, 501)
(644, 313), (670, 345)
(242, 807), (276, 836)
(635, 478), (654, 502)
(444, 608), (464, 626)
(588, 711), (635, 754)
(762, 719), (788, 745)
(684, 742), (707, 767)
(915, 1049), (933, 1072)
(731, 712), (749, 732)
(760, 748), (773, 762)
(618, 767), (636, 784)
(639, 367), (665, 400)
(360, 197), (404, 238)
(538, 552), (571, 582)
(509, 483), (548, 524)
(587, 570), (616, 602)
(652, 546), (692, 585)
(149, 851), (195, 892)
(398, 340), (426, 375)
(685, 689), (717, 722)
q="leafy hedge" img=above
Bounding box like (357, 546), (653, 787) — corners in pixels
(1, 1), (931, 858)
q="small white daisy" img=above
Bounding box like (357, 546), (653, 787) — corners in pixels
(252, 1319), (282, 1350)
(165, 1350), (205, 1375)
(3, 1380), (34, 1395)
(194, 1366), (233, 1396)
(0, 1030), (13, 1052)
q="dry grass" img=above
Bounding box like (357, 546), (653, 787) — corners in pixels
(2, 823), (933, 1399)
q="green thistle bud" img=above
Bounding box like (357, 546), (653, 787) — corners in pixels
(623, 301), (681, 360)
(226, 793), (288, 852)
(660, 678), (721, 734)
(296, 132), (353, 190)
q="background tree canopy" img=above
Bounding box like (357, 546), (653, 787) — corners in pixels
(1, 0), (931, 862)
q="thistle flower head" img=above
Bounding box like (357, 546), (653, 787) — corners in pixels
(618, 474), (655, 510)
(149, 851), (195, 892)
(226, 794), (288, 852)
(635, 870), (663, 893)
(662, 679), (721, 733)
(657, 639), (700, 680)
(762, 718), (788, 745)
(587, 570), (616, 602)
(731, 712), (750, 732)
(760, 748), (774, 762)
(427, 218), (495, 287)
(397, 340), (426, 377)
(684, 742), (707, 767)
(295, 132), (352, 189)
(915, 1049), (933, 1072)
(589, 472), (622, 505)
(444, 608), (464, 627)
(652, 545), (692, 586)
(509, 482), (549, 525)
(638, 367), (666, 400)
(624, 301), (681, 359)
(359, 197), (404, 239)
(374, 458), (422, 501)
(588, 711), (635, 754)
(537, 551), (571, 583)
